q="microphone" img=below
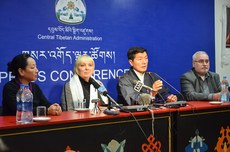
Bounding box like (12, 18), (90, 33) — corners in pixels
(132, 79), (155, 92)
(131, 79), (166, 105)
(89, 77), (120, 107)
(148, 72), (186, 101)
(131, 79), (158, 106)
(89, 77), (102, 89)
(138, 93), (153, 105)
(98, 86), (107, 95)
(89, 77), (107, 94)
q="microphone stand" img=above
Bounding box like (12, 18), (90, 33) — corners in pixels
(153, 72), (186, 101)
(104, 94), (121, 115)
(107, 94), (120, 108)
(148, 72), (187, 108)
(89, 77), (121, 115)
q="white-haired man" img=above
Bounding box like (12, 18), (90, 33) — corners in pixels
(180, 51), (221, 101)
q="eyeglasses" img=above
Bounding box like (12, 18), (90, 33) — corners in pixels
(194, 59), (209, 64)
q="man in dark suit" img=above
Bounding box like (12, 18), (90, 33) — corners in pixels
(180, 51), (221, 101)
(117, 46), (177, 106)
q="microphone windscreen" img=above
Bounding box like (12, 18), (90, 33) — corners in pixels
(138, 93), (151, 105)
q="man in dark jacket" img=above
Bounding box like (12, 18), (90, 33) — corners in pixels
(117, 46), (177, 106)
(180, 51), (221, 101)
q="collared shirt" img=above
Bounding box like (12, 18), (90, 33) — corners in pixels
(198, 75), (210, 93)
(133, 69), (145, 83)
(197, 73), (213, 100)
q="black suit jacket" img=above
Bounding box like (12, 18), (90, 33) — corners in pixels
(117, 67), (171, 105)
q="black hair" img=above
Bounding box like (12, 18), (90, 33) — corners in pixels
(7, 53), (31, 77)
(127, 46), (148, 60)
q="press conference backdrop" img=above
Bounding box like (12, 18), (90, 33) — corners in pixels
(0, 0), (215, 105)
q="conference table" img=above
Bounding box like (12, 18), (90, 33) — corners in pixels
(0, 107), (174, 152)
(0, 101), (229, 152)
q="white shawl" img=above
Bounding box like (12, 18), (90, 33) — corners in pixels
(69, 74), (98, 110)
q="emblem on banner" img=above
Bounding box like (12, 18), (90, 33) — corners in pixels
(101, 139), (126, 152)
(142, 134), (161, 152)
(214, 126), (230, 152)
(185, 129), (208, 152)
(55, 0), (86, 24)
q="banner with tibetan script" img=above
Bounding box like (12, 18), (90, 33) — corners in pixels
(0, 0), (215, 105)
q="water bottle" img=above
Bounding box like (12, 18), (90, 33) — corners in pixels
(21, 85), (33, 124)
(16, 84), (24, 123)
(220, 76), (229, 103)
